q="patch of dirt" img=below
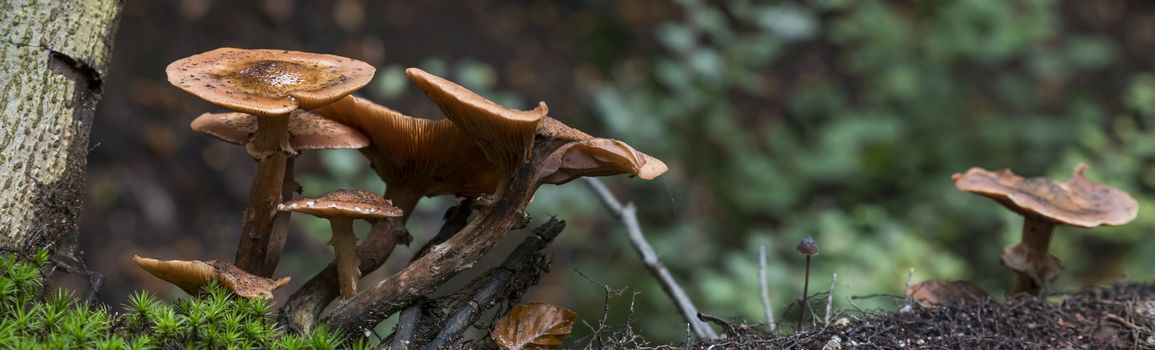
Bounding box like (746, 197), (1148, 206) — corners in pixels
(690, 283), (1155, 350)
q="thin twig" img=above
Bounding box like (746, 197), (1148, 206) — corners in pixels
(824, 273), (837, 325)
(759, 244), (775, 332)
(584, 178), (717, 340)
(570, 264), (623, 348)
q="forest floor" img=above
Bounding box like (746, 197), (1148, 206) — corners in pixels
(687, 283), (1155, 350)
(580, 283), (1155, 350)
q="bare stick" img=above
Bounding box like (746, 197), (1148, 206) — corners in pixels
(759, 244), (775, 332)
(824, 273), (837, 324)
(584, 178), (717, 340)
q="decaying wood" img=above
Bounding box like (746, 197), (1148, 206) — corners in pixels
(278, 218), (411, 333)
(322, 139), (566, 334)
(279, 200), (472, 333)
(421, 218), (565, 349)
(0, 0), (123, 254)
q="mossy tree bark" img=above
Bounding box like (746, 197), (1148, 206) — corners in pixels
(0, 0), (123, 255)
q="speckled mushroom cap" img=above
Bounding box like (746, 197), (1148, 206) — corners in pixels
(166, 48), (375, 116)
(406, 68), (547, 175)
(951, 163), (1138, 228)
(277, 189), (403, 219)
(191, 110), (369, 150)
(132, 256), (290, 299)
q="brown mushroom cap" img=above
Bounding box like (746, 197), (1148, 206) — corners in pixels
(952, 163), (1138, 228)
(191, 110), (369, 150)
(311, 96), (503, 198)
(536, 118), (668, 184)
(539, 138), (668, 184)
(167, 48), (375, 116)
(132, 256), (290, 299)
(278, 189), (404, 219)
(406, 68), (547, 175)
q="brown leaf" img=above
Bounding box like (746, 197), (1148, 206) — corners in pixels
(907, 280), (988, 308)
(492, 302), (577, 350)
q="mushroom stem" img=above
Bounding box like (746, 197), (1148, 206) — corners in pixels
(329, 217), (361, 299)
(384, 187), (422, 223)
(265, 157), (299, 275)
(236, 152), (288, 276)
(1006, 217), (1058, 295)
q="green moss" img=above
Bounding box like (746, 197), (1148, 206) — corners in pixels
(0, 251), (367, 350)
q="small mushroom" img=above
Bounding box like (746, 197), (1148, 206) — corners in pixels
(132, 256), (291, 299)
(278, 189), (403, 298)
(952, 163), (1138, 295)
(167, 48), (375, 276)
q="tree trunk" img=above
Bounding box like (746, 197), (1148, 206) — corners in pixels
(0, 0), (123, 255)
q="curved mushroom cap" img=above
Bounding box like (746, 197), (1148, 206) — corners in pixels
(191, 110), (369, 150)
(278, 189), (404, 219)
(311, 96), (503, 197)
(536, 118), (668, 184)
(132, 256), (290, 299)
(952, 163), (1138, 228)
(167, 48), (375, 116)
(539, 139), (668, 185)
(406, 68), (547, 175)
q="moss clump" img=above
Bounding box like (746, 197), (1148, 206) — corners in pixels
(0, 251), (366, 349)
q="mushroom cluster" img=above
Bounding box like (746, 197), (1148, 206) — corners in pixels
(137, 47), (667, 336)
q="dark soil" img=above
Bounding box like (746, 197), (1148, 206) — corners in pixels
(683, 283), (1155, 350)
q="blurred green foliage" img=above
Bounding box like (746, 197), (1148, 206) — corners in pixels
(296, 0), (1155, 343)
(547, 0), (1155, 341)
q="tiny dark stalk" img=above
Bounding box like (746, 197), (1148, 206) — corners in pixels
(235, 115), (292, 276)
(328, 217), (360, 299)
(795, 236), (818, 331)
(798, 255), (810, 330)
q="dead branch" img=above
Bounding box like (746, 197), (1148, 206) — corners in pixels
(583, 177), (718, 340)
(321, 139), (567, 334)
(278, 218), (412, 333)
(421, 218), (565, 349)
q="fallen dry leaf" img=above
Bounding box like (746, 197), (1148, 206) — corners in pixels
(907, 280), (988, 308)
(492, 302), (577, 350)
